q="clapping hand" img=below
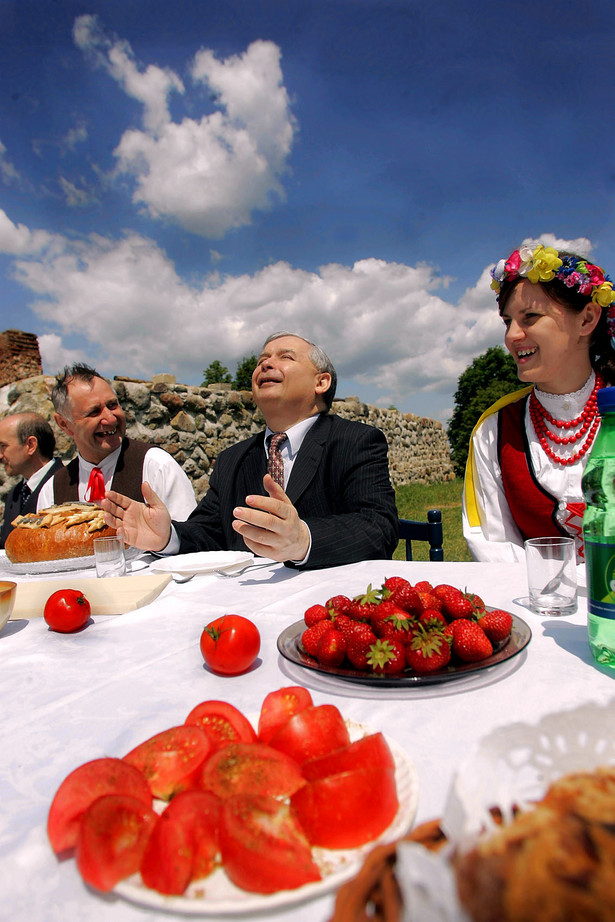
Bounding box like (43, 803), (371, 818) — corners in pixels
(102, 482), (172, 552)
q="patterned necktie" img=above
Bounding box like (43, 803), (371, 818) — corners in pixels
(19, 481), (31, 513)
(86, 467), (105, 502)
(267, 432), (288, 488)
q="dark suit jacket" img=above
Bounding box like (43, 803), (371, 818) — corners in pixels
(0, 458), (64, 549)
(174, 414), (399, 568)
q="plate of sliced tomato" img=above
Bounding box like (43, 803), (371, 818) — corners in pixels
(48, 689), (419, 915)
(114, 721), (418, 914)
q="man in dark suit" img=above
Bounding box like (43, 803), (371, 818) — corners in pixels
(102, 332), (399, 568)
(0, 413), (63, 548)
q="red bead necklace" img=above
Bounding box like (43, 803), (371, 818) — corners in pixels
(529, 375), (604, 466)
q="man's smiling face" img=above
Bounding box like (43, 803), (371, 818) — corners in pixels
(57, 377), (126, 464)
(252, 335), (331, 430)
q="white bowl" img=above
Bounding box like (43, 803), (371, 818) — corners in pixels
(0, 580), (16, 631)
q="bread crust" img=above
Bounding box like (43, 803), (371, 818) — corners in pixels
(5, 503), (116, 563)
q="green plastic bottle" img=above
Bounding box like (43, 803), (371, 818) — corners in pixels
(582, 385), (615, 669)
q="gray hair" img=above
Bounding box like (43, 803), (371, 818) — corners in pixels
(261, 332), (337, 411)
(52, 363), (108, 418)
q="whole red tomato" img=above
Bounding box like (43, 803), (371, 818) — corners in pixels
(200, 615), (260, 675)
(44, 589), (91, 633)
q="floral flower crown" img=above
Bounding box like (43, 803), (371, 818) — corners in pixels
(490, 244), (615, 344)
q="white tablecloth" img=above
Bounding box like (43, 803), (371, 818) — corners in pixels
(1, 557), (614, 922)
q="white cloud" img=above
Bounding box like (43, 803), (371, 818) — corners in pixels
(73, 17), (296, 238)
(0, 212), (592, 418)
(0, 139), (21, 186)
(38, 334), (84, 377)
(59, 176), (98, 207)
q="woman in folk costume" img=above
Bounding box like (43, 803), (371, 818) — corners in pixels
(463, 243), (615, 563)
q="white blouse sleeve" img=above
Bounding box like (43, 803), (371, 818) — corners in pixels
(462, 413), (527, 563)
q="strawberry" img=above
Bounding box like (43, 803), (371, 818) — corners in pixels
(451, 620), (493, 663)
(477, 609), (513, 644)
(301, 621), (335, 657)
(389, 584), (421, 614)
(419, 608), (447, 629)
(382, 576), (412, 593)
(375, 609), (415, 645)
(464, 590), (486, 614)
(366, 638), (406, 675)
(346, 624), (377, 670)
(326, 594), (353, 616)
(406, 626), (452, 674)
(414, 580), (434, 593)
(304, 603), (329, 627)
(349, 584), (381, 621)
(329, 613), (355, 638)
(370, 600), (405, 629)
(441, 593), (474, 621)
(432, 584), (459, 601)
(316, 629), (347, 666)
(416, 591), (443, 613)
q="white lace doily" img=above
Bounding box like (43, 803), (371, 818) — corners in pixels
(397, 697), (615, 922)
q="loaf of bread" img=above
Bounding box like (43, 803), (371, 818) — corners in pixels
(454, 766), (615, 922)
(5, 503), (116, 563)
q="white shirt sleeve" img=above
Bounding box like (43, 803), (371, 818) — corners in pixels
(142, 448), (197, 521)
(462, 413), (527, 563)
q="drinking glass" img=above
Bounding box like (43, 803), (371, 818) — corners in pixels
(93, 536), (126, 578)
(524, 536), (577, 616)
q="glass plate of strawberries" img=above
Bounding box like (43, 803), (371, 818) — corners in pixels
(276, 577), (532, 688)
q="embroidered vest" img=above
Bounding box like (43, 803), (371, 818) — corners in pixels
(498, 397), (568, 541)
(53, 438), (151, 504)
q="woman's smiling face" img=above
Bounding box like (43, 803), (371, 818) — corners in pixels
(501, 280), (598, 395)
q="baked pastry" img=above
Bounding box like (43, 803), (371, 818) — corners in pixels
(5, 503), (116, 563)
(454, 766), (615, 922)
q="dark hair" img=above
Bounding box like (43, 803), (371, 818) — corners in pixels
(15, 413), (55, 460)
(261, 332), (338, 411)
(497, 254), (615, 385)
(52, 363), (107, 417)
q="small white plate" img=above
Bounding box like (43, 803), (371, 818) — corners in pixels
(149, 551), (254, 577)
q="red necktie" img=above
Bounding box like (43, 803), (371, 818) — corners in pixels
(86, 467), (105, 502)
(267, 432), (287, 488)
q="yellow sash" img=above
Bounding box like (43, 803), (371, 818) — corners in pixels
(464, 386), (533, 527)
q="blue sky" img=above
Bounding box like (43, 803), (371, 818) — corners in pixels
(0, 0), (614, 423)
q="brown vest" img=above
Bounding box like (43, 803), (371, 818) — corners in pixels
(53, 438), (151, 504)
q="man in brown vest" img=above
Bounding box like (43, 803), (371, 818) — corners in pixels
(37, 364), (196, 520)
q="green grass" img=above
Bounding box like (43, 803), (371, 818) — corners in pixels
(394, 478), (472, 562)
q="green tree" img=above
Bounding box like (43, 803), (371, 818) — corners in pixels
(447, 346), (521, 477)
(233, 354), (258, 390)
(202, 360), (232, 386)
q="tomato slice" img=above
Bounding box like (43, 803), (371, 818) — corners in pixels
(302, 732), (395, 782)
(140, 790), (221, 895)
(268, 704), (350, 765)
(184, 701), (257, 751)
(291, 765), (399, 848)
(257, 686), (313, 743)
(123, 726), (212, 800)
(75, 794), (158, 892)
(47, 757), (152, 855)
(199, 742), (305, 799)
(219, 794), (321, 893)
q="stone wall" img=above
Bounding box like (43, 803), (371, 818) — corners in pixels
(0, 330), (43, 387)
(0, 373), (454, 508)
